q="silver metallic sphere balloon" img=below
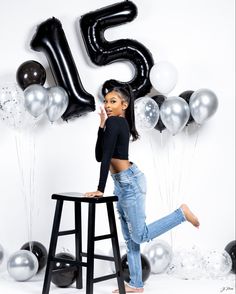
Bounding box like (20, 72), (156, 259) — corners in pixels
(46, 86), (69, 122)
(143, 240), (173, 274)
(189, 88), (218, 124)
(134, 96), (159, 131)
(24, 84), (49, 118)
(7, 250), (39, 281)
(0, 243), (4, 265)
(160, 96), (190, 135)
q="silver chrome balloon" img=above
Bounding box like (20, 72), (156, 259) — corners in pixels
(0, 243), (4, 265)
(189, 88), (218, 124)
(7, 250), (39, 281)
(134, 96), (159, 131)
(160, 96), (190, 135)
(46, 86), (69, 122)
(143, 240), (173, 274)
(24, 84), (49, 118)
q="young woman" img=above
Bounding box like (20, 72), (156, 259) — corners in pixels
(85, 84), (200, 293)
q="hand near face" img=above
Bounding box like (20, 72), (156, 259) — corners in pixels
(98, 105), (107, 128)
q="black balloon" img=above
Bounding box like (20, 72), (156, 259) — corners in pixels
(121, 253), (151, 283)
(80, 1), (154, 99)
(20, 241), (47, 272)
(16, 60), (46, 90)
(30, 17), (95, 121)
(179, 90), (194, 124)
(225, 240), (236, 274)
(152, 95), (166, 132)
(51, 252), (77, 287)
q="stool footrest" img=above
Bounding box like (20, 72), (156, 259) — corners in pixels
(93, 273), (118, 284)
(58, 229), (76, 236)
(94, 233), (114, 241)
(81, 252), (115, 262)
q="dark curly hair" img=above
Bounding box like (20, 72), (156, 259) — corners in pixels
(102, 80), (139, 141)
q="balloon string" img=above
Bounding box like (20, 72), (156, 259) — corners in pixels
(14, 131), (31, 245)
(148, 132), (164, 203)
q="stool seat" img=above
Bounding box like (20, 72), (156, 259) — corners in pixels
(42, 192), (125, 294)
(52, 192), (118, 203)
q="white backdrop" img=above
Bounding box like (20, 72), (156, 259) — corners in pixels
(0, 0), (235, 263)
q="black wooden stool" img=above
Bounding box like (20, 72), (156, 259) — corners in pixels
(42, 192), (125, 294)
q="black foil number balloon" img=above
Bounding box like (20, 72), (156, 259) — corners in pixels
(30, 17), (95, 120)
(16, 60), (46, 90)
(80, 1), (154, 99)
(121, 253), (151, 283)
(20, 241), (48, 272)
(51, 252), (77, 287)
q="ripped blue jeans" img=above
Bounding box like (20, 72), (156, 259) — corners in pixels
(111, 162), (186, 289)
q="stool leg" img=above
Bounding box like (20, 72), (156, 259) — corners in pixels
(42, 199), (64, 294)
(75, 202), (83, 289)
(86, 203), (96, 294)
(107, 202), (125, 294)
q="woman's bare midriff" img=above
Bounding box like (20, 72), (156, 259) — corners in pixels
(110, 158), (131, 174)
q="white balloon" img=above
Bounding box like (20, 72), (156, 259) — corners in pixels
(150, 61), (178, 94)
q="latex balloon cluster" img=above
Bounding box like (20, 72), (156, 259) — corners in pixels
(134, 87), (218, 135)
(15, 60), (70, 123)
(6, 241), (47, 282)
(167, 245), (233, 280)
(24, 84), (69, 122)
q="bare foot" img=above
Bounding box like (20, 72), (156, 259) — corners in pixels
(180, 204), (200, 228)
(112, 284), (144, 293)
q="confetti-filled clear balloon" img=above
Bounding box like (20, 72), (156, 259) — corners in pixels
(143, 240), (172, 274)
(0, 83), (38, 129)
(7, 250), (39, 281)
(167, 246), (204, 280)
(203, 250), (232, 278)
(134, 96), (159, 131)
(0, 243), (4, 265)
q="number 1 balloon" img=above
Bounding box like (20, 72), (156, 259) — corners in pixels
(30, 17), (95, 121)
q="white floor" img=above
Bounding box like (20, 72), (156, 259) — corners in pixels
(0, 270), (235, 294)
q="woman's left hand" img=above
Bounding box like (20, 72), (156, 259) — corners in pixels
(85, 190), (104, 197)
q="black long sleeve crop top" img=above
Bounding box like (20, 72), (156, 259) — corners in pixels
(95, 116), (130, 193)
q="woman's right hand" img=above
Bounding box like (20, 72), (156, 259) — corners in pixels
(98, 105), (107, 128)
